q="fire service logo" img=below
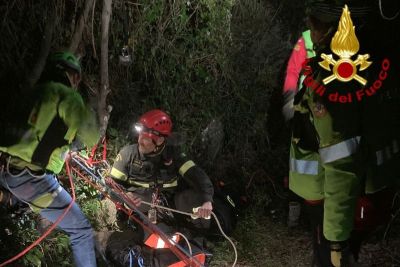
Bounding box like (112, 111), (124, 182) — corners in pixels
(319, 5), (371, 86)
(303, 5), (391, 103)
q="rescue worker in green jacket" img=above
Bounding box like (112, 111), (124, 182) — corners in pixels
(0, 51), (100, 267)
(289, 0), (400, 266)
(110, 109), (214, 230)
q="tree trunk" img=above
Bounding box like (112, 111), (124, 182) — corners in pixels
(25, 5), (56, 89)
(98, 0), (113, 137)
(69, 0), (95, 53)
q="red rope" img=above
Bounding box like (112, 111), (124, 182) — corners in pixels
(0, 159), (76, 267)
(87, 137), (107, 165)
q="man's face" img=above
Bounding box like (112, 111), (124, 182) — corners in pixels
(138, 134), (164, 154)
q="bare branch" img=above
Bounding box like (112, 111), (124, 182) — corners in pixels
(25, 5), (56, 89)
(69, 0), (95, 53)
(98, 0), (113, 137)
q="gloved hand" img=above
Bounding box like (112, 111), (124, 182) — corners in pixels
(330, 241), (354, 267)
(194, 201), (213, 219)
(282, 90), (296, 122)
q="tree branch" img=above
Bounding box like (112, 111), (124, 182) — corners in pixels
(98, 0), (113, 137)
(25, 5), (56, 89)
(69, 0), (95, 53)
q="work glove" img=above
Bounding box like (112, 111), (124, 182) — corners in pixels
(330, 241), (354, 267)
(282, 90), (296, 122)
(194, 201), (213, 219)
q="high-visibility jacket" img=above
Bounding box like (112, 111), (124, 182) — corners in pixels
(0, 82), (99, 174)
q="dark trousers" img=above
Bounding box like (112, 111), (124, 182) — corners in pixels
(304, 202), (333, 267)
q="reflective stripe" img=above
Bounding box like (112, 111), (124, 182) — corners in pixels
(290, 158), (318, 175)
(162, 180), (178, 188)
(110, 167), (127, 181)
(145, 233), (180, 249)
(302, 30), (316, 58)
(156, 238), (165, 248)
(376, 139), (400, 166)
(178, 160), (195, 176)
(319, 137), (360, 163)
(129, 179), (178, 188)
(30, 186), (62, 212)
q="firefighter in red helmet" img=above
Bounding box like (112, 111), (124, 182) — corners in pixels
(110, 109), (214, 231)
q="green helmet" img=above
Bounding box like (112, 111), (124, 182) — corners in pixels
(305, 0), (375, 23)
(47, 51), (81, 74)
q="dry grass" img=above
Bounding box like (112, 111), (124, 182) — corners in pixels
(211, 215), (312, 267)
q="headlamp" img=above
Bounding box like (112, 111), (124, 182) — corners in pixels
(134, 122), (163, 138)
(134, 123), (144, 133)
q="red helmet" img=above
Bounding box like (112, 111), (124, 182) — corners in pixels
(135, 109), (172, 142)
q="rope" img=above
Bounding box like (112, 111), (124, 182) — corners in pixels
(87, 137), (107, 164)
(174, 232), (193, 256)
(0, 158), (76, 266)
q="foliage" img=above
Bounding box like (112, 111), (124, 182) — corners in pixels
(0, 207), (72, 266)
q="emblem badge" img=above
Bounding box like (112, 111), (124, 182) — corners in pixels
(319, 5), (372, 86)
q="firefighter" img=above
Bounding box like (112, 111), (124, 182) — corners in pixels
(289, 0), (400, 266)
(110, 109), (214, 231)
(0, 51), (100, 267)
(282, 29), (319, 228)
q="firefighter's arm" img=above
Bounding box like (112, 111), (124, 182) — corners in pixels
(282, 37), (307, 121)
(174, 148), (214, 205)
(57, 89), (100, 147)
(178, 160), (214, 203)
(75, 106), (100, 148)
(283, 37), (307, 93)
